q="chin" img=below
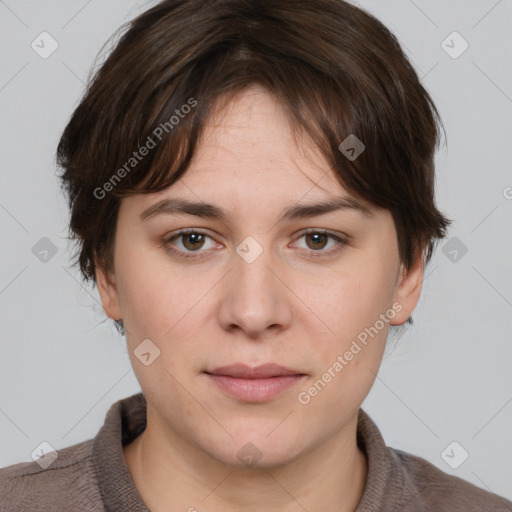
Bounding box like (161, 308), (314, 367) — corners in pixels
(205, 429), (306, 470)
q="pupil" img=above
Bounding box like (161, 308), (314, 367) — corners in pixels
(309, 233), (326, 249)
(185, 233), (203, 249)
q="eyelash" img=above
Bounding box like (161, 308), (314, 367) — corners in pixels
(163, 228), (349, 260)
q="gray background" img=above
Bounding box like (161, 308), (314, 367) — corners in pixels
(1, 0), (511, 500)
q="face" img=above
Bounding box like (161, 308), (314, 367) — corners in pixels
(97, 85), (423, 469)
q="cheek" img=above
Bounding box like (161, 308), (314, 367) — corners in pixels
(342, 236), (399, 322)
(115, 246), (216, 368)
(299, 241), (398, 387)
(113, 244), (183, 337)
(307, 260), (397, 344)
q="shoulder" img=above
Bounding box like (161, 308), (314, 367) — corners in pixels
(0, 438), (105, 512)
(389, 447), (512, 511)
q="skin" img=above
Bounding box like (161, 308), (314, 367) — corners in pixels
(96, 84), (424, 512)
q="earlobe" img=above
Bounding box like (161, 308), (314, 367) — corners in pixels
(390, 250), (425, 326)
(95, 260), (122, 321)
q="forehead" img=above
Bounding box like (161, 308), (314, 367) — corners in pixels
(180, 85), (342, 191)
(124, 85), (375, 222)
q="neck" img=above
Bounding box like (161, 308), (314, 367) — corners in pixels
(124, 408), (368, 512)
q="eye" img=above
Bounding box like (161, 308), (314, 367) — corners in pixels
(164, 228), (349, 260)
(292, 229), (348, 257)
(164, 229), (218, 259)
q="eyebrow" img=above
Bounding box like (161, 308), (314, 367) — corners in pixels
(139, 196), (374, 223)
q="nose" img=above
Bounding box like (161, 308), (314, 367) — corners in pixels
(216, 239), (293, 339)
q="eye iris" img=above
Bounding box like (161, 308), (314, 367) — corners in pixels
(306, 233), (327, 250)
(183, 233), (205, 250)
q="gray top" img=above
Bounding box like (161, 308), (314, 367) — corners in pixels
(1, 392), (511, 511)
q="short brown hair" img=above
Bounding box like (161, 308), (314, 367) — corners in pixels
(57, 0), (451, 329)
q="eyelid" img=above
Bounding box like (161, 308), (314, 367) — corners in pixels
(290, 228), (349, 258)
(163, 228), (219, 259)
(297, 227), (351, 243)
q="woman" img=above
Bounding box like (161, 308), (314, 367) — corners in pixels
(1, 0), (511, 510)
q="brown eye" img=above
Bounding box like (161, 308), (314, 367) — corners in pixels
(293, 229), (348, 258)
(304, 232), (329, 251)
(164, 229), (218, 259)
(181, 232), (206, 251)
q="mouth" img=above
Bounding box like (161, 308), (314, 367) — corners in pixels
(204, 363), (307, 403)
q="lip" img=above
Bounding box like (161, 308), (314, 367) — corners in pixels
(204, 363), (306, 402)
(206, 363), (304, 378)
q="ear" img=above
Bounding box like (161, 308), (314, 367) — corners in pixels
(390, 248), (425, 326)
(95, 258), (122, 321)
